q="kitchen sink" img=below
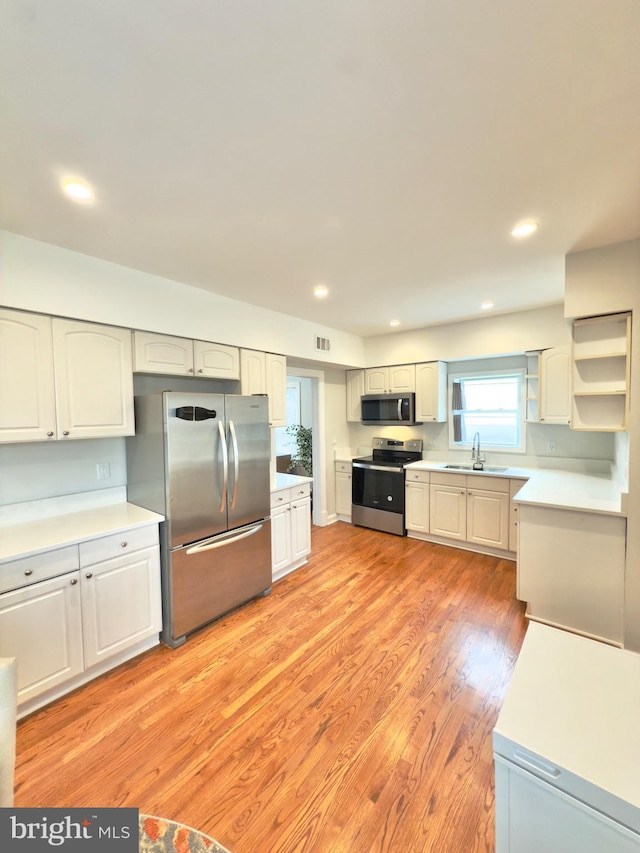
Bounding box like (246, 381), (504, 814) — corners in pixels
(443, 464), (509, 473)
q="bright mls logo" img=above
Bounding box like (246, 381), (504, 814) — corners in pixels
(0, 808), (139, 851)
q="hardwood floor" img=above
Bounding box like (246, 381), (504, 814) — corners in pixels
(14, 523), (527, 852)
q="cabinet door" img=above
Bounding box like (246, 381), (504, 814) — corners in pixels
(405, 481), (429, 533)
(467, 488), (510, 550)
(290, 497), (311, 562)
(270, 504), (292, 577)
(133, 331), (194, 375)
(364, 367), (389, 394)
(335, 470), (352, 517)
(80, 546), (162, 669)
(193, 340), (240, 379)
(0, 309), (57, 443)
(53, 319), (134, 439)
(429, 483), (467, 540)
(539, 345), (571, 424)
(388, 364), (416, 393)
(346, 370), (365, 422)
(266, 353), (287, 427)
(415, 361), (447, 423)
(0, 572), (84, 703)
(240, 349), (267, 396)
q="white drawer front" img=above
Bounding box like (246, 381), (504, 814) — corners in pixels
(466, 474), (509, 493)
(406, 469), (430, 484)
(335, 461), (351, 473)
(289, 482), (311, 501)
(79, 525), (159, 567)
(270, 488), (291, 509)
(0, 546), (79, 594)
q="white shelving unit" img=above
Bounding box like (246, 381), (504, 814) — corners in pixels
(524, 352), (540, 423)
(571, 312), (631, 431)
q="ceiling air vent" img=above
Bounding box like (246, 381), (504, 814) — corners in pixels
(314, 334), (331, 353)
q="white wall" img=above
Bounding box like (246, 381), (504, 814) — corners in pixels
(565, 238), (640, 651)
(364, 304), (570, 366)
(0, 230), (366, 368)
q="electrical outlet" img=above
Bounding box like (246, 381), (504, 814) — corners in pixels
(96, 462), (111, 480)
(545, 441), (557, 453)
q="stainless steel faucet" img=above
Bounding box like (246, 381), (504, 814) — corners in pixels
(471, 432), (485, 470)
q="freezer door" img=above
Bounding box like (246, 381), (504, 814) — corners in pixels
(166, 520), (272, 644)
(225, 395), (271, 530)
(165, 392), (227, 547)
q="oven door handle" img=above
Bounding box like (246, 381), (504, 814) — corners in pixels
(352, 462), (402, 473)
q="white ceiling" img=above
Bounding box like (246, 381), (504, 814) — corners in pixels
(1, 1), (640, 338)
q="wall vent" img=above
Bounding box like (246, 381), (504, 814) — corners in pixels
(315, 335), (331, 353)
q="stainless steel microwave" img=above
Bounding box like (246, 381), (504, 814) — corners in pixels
(360, 393), (421, 426)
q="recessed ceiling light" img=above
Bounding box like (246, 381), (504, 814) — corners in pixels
(481, 301), (494, 310)
(62, 178), (95, 202)
(511, 221), (538, 238)
(389, 319), (400, 327)
(313, 284), (329, 298)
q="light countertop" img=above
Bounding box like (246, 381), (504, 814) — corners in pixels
(271, 472), (313, 492)
(405, 460), (625, 516)
(494, 621), (640, 813)
(0, 503), (164, 564)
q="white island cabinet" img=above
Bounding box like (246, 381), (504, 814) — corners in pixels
(494, 622), (640, 852)
(0, 503), (163, 718)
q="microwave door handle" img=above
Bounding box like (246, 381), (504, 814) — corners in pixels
(398, 398), (402, 421)
(218, 419), (228, 512)
(229, 419), (239, 509)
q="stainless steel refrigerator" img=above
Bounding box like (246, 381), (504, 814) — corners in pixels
(126, 391), (272, 648)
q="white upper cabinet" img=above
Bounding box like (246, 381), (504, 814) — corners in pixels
(53, 319), (135, 439)
(0, 311), (134, 443)
(346, 369), (365, 422)
(193, 340), (240, 379)
(265, 353), (286, 427)
(240, 349), (286, 426)
(364, 364), (415, 394)
(133, 331), (240, 380)
(539, 345), (571, 425)
(415, 361), (447, 422)
(0, 308), (57, 443)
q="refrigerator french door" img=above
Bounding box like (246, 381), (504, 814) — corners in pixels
(126, 391), (272, 647)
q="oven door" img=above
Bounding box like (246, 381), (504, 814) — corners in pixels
(352, 463), (405, 514)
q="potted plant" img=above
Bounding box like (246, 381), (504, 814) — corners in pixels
(286, 424), (312, 477)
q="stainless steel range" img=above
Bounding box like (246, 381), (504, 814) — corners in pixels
(351, 437), (423, 536)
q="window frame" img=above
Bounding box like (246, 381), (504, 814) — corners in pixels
(447, 368), (526, 454)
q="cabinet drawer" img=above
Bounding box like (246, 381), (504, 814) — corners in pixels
(335, 461), (351, 474)
(270, 488), (291, 509)
(79, 525), (159, 567)
(406, 469), (430, 484)
(0, 546), (79, 594)
(289, 482), (311, 501)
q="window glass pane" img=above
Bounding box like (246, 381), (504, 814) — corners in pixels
(450, 370), (524, 451)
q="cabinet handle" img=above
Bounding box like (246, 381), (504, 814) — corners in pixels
(47, 431), (54, 437)
(63, 430), (70, 436)
(24, 569), (33, 576)
(70, 578), (78, 585)
(188, 368), (194, 373)
(121, 541), (128, 548)
(198, 368), (204, 374)
(461, 489), (465, 494)
(85, 572), (93, 579)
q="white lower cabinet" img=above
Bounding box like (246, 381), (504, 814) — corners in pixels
(405, 469), (430, 533)
(0, 524), (162, 716)
(334, 461), (352, 519)
(407, 469), (515, 554)
(0, 571), (84, 704)
(270, 483), (311, 581)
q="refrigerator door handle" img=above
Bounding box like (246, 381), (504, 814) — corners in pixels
(229, 419), (240, 509)
(218, 419), (228, 512)
(185, 523), (264, 555)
